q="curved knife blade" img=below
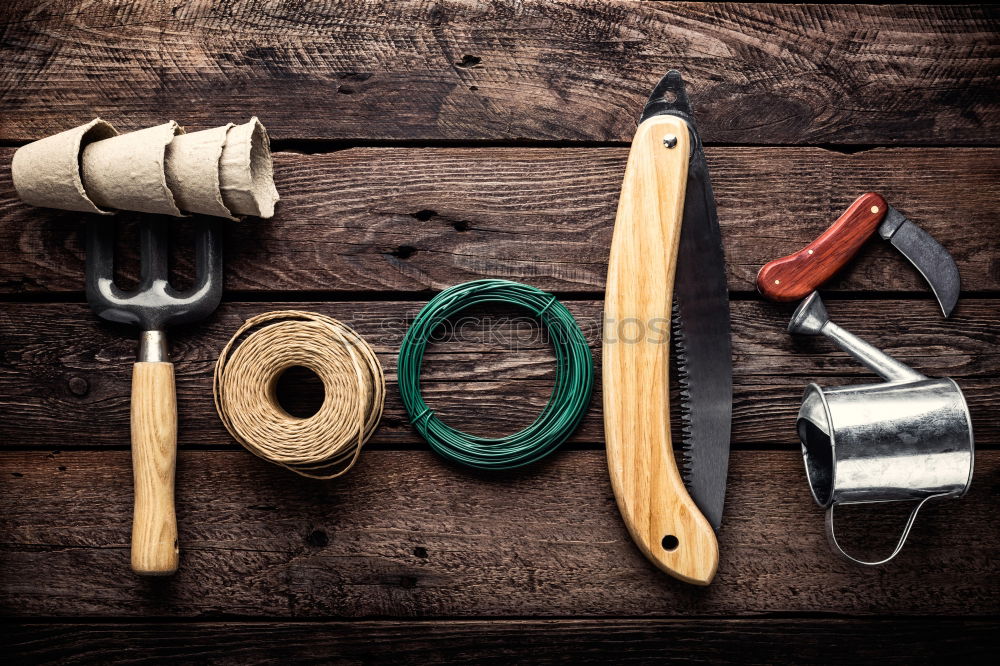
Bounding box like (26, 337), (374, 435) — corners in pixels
(879, 207), (961, 317)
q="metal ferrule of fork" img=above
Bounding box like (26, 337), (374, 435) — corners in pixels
(138, 331), (169, 363)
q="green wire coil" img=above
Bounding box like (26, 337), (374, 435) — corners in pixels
(398, 279), (594, 470)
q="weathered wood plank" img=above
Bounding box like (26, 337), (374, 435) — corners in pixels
(1, 449), (997, 617)
(0, 2), (996, 144)
(1, 147), (998, 294)
(0, 299), (996, 449)
(6, 619), (998, 665)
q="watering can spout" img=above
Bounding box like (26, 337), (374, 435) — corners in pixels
(789, 292), (926, 383)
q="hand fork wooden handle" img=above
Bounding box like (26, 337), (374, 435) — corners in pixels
(131, 347), (178, 575)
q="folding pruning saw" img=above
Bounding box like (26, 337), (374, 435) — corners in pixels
(603, 71), (732, 586)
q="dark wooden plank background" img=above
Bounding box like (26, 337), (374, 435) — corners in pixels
(1, 2), (997, 144)
(2, 147), (998, 295)
(2, 1), (998, 663)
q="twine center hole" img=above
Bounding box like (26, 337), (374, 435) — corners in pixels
(275, 365), (325, 418)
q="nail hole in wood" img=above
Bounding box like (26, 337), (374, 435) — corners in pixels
(390, 245), (418, 259)
(68, 376), (90, 397)
(306, 529), (329, 547)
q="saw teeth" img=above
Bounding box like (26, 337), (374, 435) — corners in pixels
(672, 300), (697, 485)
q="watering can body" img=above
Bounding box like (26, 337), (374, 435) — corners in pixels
(790, 293), (974, 565)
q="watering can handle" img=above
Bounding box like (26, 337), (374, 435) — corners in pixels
(825, 494), (947, 566)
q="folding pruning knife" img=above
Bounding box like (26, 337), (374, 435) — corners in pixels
(757, 192), (961, 316)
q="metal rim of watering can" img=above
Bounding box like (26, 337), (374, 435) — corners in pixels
(947, 376), (977, 499)
(799, 382), (836, 508)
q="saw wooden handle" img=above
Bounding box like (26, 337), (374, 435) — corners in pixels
(130, 361), (179, 575)
(756, 192), (887, 302)
(603, 115), (718, 586)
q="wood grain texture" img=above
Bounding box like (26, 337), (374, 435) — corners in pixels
(0, 299), (996, 449)
(602, 115), (717, 585)
(1, 449), (998, 617)
(130, 362), (179, 576)
(5, 619), (998, 665)
(0, 0), (996, 657)
(2, 147), (998, 295)
(757, 193), (887, 302)
(0, 2), (997, 144)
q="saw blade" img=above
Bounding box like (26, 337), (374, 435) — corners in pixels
(672, 141), (733, 532)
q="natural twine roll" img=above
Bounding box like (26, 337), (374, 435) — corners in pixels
(213, 311), (385, 479)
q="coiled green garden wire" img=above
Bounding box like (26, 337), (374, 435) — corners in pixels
(398, 279), (594, 470)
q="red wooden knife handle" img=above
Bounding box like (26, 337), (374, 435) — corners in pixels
(756, 192), (888, 302)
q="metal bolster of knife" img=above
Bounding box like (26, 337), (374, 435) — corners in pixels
(877, 206), (909, 241)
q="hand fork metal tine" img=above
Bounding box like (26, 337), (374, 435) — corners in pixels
(187, 218), (224, 307)
(85, 218), (125, 305)
(138, 218), (169, 290)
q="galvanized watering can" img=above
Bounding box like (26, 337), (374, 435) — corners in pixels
(789, 292), (974, 566)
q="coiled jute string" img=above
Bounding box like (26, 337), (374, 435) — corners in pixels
(213, 311), (385, 479)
